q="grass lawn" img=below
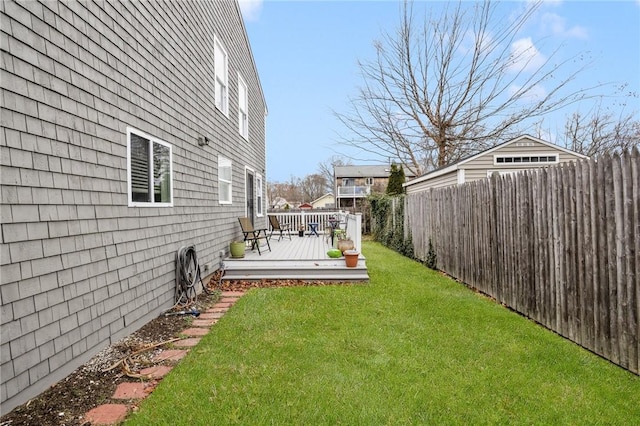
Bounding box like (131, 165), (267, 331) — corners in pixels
(126, 241), (639, 425)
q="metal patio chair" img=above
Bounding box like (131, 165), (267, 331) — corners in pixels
(238, 217), (271, 255)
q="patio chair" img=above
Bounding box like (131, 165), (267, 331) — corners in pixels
(268, 215), (292, 241)
(238, 217), (271, 255)
(326, 215), (347, 246)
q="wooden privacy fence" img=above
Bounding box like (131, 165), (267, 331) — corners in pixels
(406, 150), (639, 375)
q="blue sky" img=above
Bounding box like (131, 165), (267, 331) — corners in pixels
(239, 0), (640, 183)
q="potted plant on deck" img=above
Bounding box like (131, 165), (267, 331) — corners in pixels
(343, 249), (359, 267)
(229, 241), (246, 258)
(336, 232), (354, 254)
(298, 224), (305, 237)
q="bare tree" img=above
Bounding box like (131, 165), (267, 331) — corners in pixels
(335, 0), (597, 176)
(267, 178), (303, 207)
(560, 103), (639, 156)
(299, 174), (327, 203)
(318, 155), (352, 194)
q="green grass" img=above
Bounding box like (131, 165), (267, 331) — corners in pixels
(126, 241), (639, 425)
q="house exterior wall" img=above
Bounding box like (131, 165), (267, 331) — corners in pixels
(0, 0), (266, 412)
(311, 194), (335, 209)
(405, 172), (458, 193)
(338, 176), (389, 190)
(462, 138), (584, 181)
(405, 136), (586, 193)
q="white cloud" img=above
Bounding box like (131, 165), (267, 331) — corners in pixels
(238, 0), (263, 22)
(541, 12), (588, 39)
(507, 37), (547, 73)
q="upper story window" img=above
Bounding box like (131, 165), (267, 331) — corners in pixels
(256, 173), (263, 216)
(494, 154), (558, 165)
(214, 36), (229, 115)
(127, 127), (173, 207)
(365, 177), (374, 186)
(238, 74), (249, 139)
(342, 178), (354, 187)
(218, 155), (232, 204)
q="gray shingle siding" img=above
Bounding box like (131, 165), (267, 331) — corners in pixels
(1, 0), (266, 412)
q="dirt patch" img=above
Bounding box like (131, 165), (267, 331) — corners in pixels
(1, 274), (351, 426)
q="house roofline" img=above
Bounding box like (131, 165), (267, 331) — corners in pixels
(234, 0), (267, 114)
(403, 134), (588, 187)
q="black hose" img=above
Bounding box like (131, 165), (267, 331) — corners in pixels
(175, 245), (211, 307)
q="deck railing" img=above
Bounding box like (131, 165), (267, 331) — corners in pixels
(337, 185), (371, 197)
(267, 210), (362, 252)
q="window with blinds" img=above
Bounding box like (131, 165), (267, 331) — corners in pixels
(127, 128), (173, 207)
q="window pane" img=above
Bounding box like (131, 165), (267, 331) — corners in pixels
(238, 80), (246, 104)
(256, 175), (263, 215)
(218, 156), (232, 203)
(153, 142), (171, 203)
(214, 37), (228, 113)
(216, 79), (226, 110)
(220, 181), (231, 203)
(220, 165), (232, 181)
(130, 134), (150, 202)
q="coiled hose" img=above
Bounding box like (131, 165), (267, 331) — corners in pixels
(174, 244), (211, 308)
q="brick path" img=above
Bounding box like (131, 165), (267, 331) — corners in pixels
(83, 291), (244, 425)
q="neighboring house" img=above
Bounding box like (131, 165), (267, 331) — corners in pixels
(270, 196), (288, 209)
(334, 165), (416, 209)
(404, 135), (588, 193)
(311, 193), (335, 209)
(0, 0), (266, 412)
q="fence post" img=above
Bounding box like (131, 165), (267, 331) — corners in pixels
(355, 213), (362, 252)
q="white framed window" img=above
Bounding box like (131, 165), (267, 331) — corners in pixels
(256, 173), (263, 216)
(218, 155), (232, 204)
(127, 127), (173, 207)
(214, 35), (229, 115)
(238, 74), (248, 139)
(365, 177), (374, 186)
(494, 154), (558, 165)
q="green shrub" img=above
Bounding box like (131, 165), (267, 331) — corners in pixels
(425, 238), (437, 269)
(369, 193), (414, 259)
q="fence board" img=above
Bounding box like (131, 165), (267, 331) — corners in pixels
(576, 159), (590, 349)
(631, 149), (640, 374)
(405, 151), (639, 375)
(569, 163), (578, 341)
(613, 154), (626, 368)
(595, 156), (610, 359)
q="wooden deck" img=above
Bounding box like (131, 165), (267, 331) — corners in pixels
(221, 232), (369, 281)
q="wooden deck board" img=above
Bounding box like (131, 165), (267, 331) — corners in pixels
(221, 233), (369, 281)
